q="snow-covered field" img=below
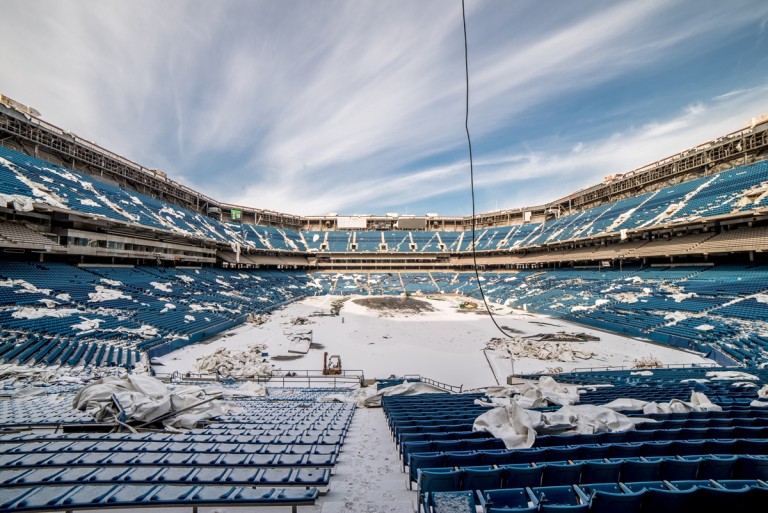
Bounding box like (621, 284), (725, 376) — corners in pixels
(153, 295), (714, 390)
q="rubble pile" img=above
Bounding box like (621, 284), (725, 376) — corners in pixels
(633, 355), (664, 369)
(246, 313), (269, 325)
(195, 344), (273, 377)
(486, 336), (596, 362)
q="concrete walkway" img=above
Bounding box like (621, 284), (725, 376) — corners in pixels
(311, 407), (417, 513)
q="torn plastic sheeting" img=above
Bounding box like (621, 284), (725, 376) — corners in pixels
(472, 400), (536, 449)
(759, 384), (768, 399)
(601, 391), (722, 414)
(0, 363), (58, 384)
(318, 381), (446, 408)
(705, 371), (759, 381)
(0, 193), (34, 212)
(8, 387), (47, 401)
(472, 402), (639, 449)
(11, 307), (79, 320)
(203, 381), (269, 398)
(474, 376), (580, 408)
(730, 381), (758, 388)
(600, 398), (650, 412)
(72, 374), (241, 429)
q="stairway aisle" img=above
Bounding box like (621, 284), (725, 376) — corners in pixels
(313, 407), (416, 513)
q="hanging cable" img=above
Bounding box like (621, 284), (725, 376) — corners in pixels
(462, 0), (514, 340)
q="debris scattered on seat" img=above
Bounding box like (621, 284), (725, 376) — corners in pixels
(318, 381), (445, 408)
(72, 374), (242, 429)
(472, 400), (641, 449)
(601, 391), (723, 415)
(474, 376), (580, 408)
(705, 370), (759, 380)
(632, 355), (663, 369)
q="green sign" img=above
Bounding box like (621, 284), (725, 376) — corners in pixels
(231, 209), (242, 221)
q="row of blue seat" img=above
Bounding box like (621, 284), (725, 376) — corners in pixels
(415, 453), (768, 492)
(403, 426), (768, 466)
(0, 466), (330, 488)
(444, 479), (768, 513)
(534, 425), (768, 447)
(0, 484), (319, 513)
(0, 440), (342, 455)
(406, 438), (768, 481)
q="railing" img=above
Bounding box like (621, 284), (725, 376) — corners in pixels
(568, 362), (720, 373)
(156, 369), (365, 388)
(262, 369), (365, 388)
(401, 374), (464, 393)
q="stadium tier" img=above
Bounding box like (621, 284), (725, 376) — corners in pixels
(0, 383), (355, 513)
(3, 129), (768, 367)
(3, 144), (768, 264)
(0, 262), (311, 366)
(1, 263), (768, 368)
(379, 373), (768, 513)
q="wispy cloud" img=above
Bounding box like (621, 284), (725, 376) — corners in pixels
(1, 0), (767, 216)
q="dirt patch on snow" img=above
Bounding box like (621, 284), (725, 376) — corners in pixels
(353, 296), (436, 316)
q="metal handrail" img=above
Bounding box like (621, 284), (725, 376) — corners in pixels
(397, 374), (463, 393)
(568, 362), (720, 373)
(156, 369), (366, 388)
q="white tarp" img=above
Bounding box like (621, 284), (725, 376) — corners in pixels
(88, 286), (130, 303)
(474, 376), (580, 408)
(472, 402), (639, 449)
(0, 363), (58, 384)
(11, 307), (79, 319)
(319, 381), (446, 408)
(72, 374), (241, 429)
(200, 381), (269, 398)
(601, 391), (722, 414)
(705, 371), (759, 381)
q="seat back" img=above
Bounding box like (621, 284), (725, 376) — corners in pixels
(462, 466), (503, 492)
(418, 468), (462, 495)
(542, 462), (583, 487)
(482, 488), (536, 510)
(499, 463), (544, 488)
(580, 460), (622, 484)
(733, 455), (768, 480)
(621, 458), (661, 483)
(697, 455), (737, 480)
(639, 486), (697, 513)
(580, 484), (643, 513)
(660, 457), (701, 481)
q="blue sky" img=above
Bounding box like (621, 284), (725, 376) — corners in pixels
(1, 0), (767, 216)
